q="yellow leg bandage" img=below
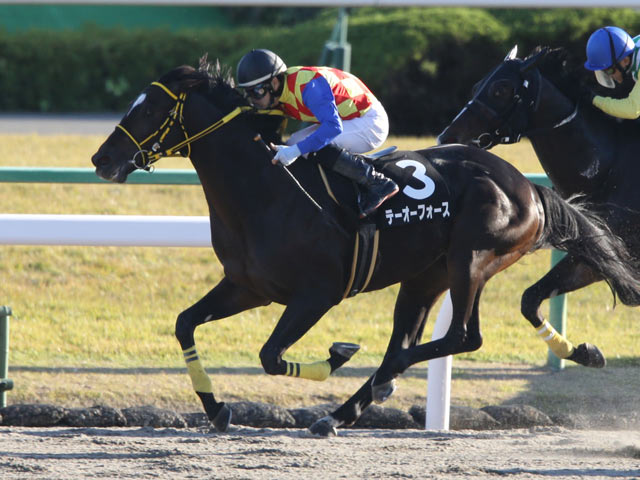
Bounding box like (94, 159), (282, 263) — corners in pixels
(536, 320), (575, 358)
(284, 360), (331, 381)
(183, 346), (213, 393)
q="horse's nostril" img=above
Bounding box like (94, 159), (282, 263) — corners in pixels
(91, 153), (111, 168)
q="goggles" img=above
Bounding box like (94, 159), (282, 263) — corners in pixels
(603, 65), (617, 76)
(244, 83), (271, 100)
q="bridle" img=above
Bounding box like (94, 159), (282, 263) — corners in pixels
(116, 81), (282, 171)
(466, 61), (578, 150)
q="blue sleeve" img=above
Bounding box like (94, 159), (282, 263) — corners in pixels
(295, 76), (343, 155)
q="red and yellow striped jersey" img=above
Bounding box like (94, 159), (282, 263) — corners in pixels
(277, 66), (376, 122)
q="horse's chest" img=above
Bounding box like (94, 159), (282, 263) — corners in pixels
(211, 229), (289, 289)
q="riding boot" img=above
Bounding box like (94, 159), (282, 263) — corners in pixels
(331, 149), (399, 217)
(315, 145), (398, 217)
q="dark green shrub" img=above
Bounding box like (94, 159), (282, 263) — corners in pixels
(3, 8), (640, 134)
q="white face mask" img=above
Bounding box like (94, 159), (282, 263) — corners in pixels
(595, 70), (616, 89)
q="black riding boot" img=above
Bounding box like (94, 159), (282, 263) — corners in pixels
(330, 149), (399, 217)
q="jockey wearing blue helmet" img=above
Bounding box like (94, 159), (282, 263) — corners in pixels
(584, 26), (640, 119)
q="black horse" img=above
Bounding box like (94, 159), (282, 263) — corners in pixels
(438, 46), (640, 365)
(92, 58), (640, 437)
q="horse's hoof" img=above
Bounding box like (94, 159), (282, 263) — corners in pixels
(212, 403), (232, 432)
(308, 416), (338, 438)
(567, 343), (606, 368)
(371, 375), (397, 404)
(328, 342), (360, 372)
(330, 342), (360, 360)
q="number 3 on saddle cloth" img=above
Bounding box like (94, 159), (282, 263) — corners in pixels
(370, 151), (451, 229)
(317, 149), (452, 299)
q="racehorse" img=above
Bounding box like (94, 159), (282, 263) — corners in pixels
(92, 57), (640, 437)
(438, 46), (640, 365)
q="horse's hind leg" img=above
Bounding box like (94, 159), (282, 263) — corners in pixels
(309, 270), (447, 437)
(175, 277), (269, 431)
(521, 254), (605, 367)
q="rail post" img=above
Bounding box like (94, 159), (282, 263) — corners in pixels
(0, 305), (13, 408)
(319, 7), (351, 71)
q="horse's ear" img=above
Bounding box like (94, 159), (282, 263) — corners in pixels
(505, 45), (518, 61)
(520, 47), (549, 73)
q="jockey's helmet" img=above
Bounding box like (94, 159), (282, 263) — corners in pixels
(236, 49), (287, 88)
(584, 26), (635, 71)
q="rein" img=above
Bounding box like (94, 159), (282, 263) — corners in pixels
(116, 81), (283, 170)
(117, 80), (349, 239)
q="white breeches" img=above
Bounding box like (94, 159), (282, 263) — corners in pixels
(286, 101), (389, 154)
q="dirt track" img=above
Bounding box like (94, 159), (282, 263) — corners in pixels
(2, 425), (639, 479)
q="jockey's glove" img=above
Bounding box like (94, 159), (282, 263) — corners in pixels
(272, 144), (301, 166)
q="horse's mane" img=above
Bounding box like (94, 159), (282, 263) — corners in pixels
(156, 55), (283, 144)
(157, 54), (248, 113)
(526, 47), (590, 103)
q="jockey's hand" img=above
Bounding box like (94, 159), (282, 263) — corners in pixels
(271, 143), (301, 166)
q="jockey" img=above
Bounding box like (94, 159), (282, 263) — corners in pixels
(584, 26), (640, 119)
(236, 48), (398, 218)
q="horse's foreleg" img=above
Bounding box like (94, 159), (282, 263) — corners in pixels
(260, 296), (339, 381)
(175, 277), (269, 431)
(521, 255), (605, 367)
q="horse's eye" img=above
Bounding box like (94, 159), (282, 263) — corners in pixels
(144, 107), (153, 117)
(488, 80), (514, 99)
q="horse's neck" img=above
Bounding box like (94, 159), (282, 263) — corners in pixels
(527, 78), (614, 196)
(190, 136), (285, 228)
(181, 102), (280, 227)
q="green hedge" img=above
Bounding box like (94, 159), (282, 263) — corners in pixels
(3, 8), (640, 134)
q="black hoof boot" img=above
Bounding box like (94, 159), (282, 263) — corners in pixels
(308, 416), (338, 437)
(212, 403), (233, 432)
(567, 343), (606, 368)
(371, 374), (397, 404)
(328, 342), (360, 372)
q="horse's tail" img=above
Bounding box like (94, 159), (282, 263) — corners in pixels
(534, 184), (640, 306)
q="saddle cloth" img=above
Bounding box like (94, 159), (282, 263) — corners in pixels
(370, 150), (452, 230)
(317, 149), (452, 299)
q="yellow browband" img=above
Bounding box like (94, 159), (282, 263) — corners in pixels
(116, 81), (284, 169)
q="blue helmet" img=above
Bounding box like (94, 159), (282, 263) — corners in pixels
(585, 26), (635, 71)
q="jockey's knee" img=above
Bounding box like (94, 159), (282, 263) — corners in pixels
(312, 144), (342, 169)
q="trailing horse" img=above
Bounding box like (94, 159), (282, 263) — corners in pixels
(438, 46), (640, 366)
(92, 58), (640, 437)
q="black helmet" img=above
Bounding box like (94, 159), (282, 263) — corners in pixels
(236, 49), (287, 88)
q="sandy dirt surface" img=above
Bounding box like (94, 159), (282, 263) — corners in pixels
(2, 425), (639, 480)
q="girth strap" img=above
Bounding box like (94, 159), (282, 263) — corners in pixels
(343, 222), (379, 299)
(316, 164), (380, 299)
